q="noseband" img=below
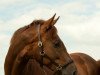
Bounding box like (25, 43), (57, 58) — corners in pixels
(37, 23), (74, 75)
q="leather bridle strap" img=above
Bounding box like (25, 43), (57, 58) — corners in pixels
(43, 54), (74, 71)
(37, 24), (74, 74)
(37, 24), (44, 68)
(37, 24), (47, 75)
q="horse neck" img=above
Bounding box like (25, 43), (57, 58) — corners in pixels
(23, 58), (53, 75)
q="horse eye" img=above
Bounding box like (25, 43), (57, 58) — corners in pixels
(54, 41), (60, 48)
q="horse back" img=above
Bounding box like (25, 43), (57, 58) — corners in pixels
(70, 53), (98, 75)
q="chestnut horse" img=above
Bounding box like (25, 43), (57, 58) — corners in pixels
(4, 14), (99, 75)
(4, 14), (77, 75)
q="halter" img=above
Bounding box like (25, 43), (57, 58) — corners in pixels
(37, 23), (74, 75)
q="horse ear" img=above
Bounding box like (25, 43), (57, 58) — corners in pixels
(44, 13), (56, 27)
(52, 16), (60, 25)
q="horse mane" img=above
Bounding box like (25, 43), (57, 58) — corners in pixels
(6, 19), (46, 75)
(10, 19), (45, 44)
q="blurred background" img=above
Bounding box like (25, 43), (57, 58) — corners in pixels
(0, 0), (100, 75)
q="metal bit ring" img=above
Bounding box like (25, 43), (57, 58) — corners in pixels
(40, 51), (45, 56)
(56, 65), (62, 71)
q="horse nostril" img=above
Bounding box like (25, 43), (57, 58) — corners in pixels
(73, 71), (77, 75)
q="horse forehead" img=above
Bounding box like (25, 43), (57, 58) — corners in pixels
(48, 26), (57, 34)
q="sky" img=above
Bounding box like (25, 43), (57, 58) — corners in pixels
(0, 0), (100, 75)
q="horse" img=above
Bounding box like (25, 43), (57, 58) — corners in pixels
(70, 53), (99, 75)
(4, 14), (77, 75)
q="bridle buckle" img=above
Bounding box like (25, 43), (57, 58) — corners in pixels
(38, 41), (42, 47)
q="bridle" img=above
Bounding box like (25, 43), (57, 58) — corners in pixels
(36, 23), (74, 75)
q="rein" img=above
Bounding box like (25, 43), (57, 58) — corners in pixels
(37, 23), (74, 75)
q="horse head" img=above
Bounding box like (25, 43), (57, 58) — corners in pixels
(22, 14), (77, 75)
